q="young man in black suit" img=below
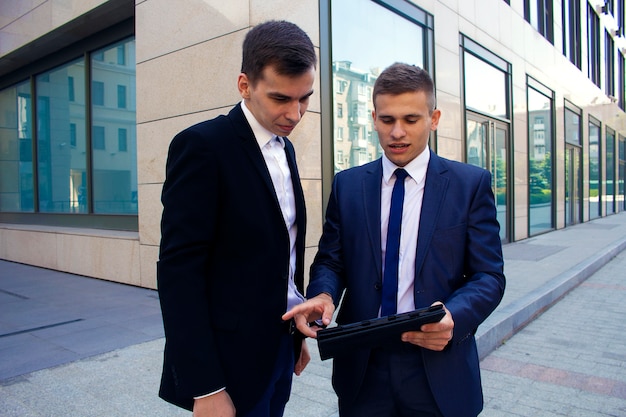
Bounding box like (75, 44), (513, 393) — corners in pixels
(157, 20), (317, 417)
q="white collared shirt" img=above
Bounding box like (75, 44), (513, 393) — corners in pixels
(241, 101), (304, 311)
(380, 147), (430, 315)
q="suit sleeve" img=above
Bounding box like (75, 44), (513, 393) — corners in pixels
(444, 169), (506, 343)
(157, 128), (226, 399)
(307, 174), (346, 305)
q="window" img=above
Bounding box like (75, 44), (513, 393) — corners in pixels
(117, 84), (127, 108)
(462, 36), (511, 242)
(606, 128), (616, 215)
(617, 53), (626, 111)
(93, 126), (105, 150)
(589, 117), (602, 219)
(327, 0), (434, 173)
(0, 81), (34, 212)
(525, 0), (554, 43)
(564, 102), (583, 225)
(36, 59), (87, 213)
(68, 76), (76, 102)
(0, 36), (136, 221)
(588, 4), (601, 87)
(619, 134), (625, 211)
(528, 78), (554, 235)
(562, 0), (581, 68)
(91, 38), (137, 214)
(605, 31), (615, 98)
(118, 128), (128, 152)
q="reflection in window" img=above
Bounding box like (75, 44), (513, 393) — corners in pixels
(606, 128), (615, 215)
(588, 4), (601, 87)
(91, 38), (137, 214)
(0, 81), (34, 212)
(528, 85), (554, 235)
(37, 59), (87, 213)
(589, 119), (601, 220)
(562, 0), (581, 69)
(331, 0), (431, 172)
(605, 32), (614, 98)
(524, 0), (554, 43)
(619, 134), (625, 210)
(464, 53), (507, 118)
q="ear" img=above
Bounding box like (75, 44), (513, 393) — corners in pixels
(430, 109), (441, 131)
(238, 73), (250, 99)
(371, 109), (378, 131)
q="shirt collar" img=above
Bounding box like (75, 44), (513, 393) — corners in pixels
(382, 146), (430, 185)
(241, 100), (285, 149)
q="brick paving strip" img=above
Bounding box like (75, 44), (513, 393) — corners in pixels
(481, 356), (626, 400)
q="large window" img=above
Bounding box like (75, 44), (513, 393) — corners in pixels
(91, 39), (137, 214)
(605, 128), (616, 215)
(589, 117), (602, 220)
(565, 102), (582, 225)
(588, 4), (601, 88)
(527, 78), (554, 235)
(562, 0), (581, 69)
(462, 36), (511, 242)
(0, 81), (34, 212)
(605, 31), (615, 98)
(0, 36), (136, 227)
(525, 0), (554, 43)
(328, 0), (434, 173)
(617, 135), (626, 211)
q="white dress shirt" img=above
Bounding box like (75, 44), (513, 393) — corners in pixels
(241, 101), (305, 311)
(380, 147), (430, 315)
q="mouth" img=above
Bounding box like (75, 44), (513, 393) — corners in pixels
(389, 143), (409, 150)
(277, 124), (296, 134)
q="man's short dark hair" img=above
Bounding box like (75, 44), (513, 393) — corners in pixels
(372, 62), (436, 113)
(241, 20), (317, 85)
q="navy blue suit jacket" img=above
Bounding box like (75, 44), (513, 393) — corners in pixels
(157, 103), (306, 413)
(308, 151), (505, 417)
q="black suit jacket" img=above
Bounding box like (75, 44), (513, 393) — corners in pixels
(157, 103), (306, 413)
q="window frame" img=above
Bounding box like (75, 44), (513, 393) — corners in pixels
(0, 20), (137, 231)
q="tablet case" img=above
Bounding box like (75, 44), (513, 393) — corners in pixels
(316, 304), (446, 360)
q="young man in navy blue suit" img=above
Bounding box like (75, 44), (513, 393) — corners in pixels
(158, 21), (316, 417)
(284, 63), (505, 417)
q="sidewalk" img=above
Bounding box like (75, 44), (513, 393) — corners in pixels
(1, 211), (626, 416)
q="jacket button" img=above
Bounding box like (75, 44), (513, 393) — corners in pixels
(374, 283), (382, 290)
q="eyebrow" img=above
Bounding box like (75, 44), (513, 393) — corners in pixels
(268, 89), (314, 101)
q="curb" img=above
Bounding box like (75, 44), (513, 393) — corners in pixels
(476, 236), (626, 359)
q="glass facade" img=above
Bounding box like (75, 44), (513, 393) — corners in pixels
(462, 37), (511, 242)
(91, 39), (137, 214)
(589, 118), (602, 220)
(36, 59), (87, 213)
(564, 104), (582, 226)
(0, 37), (136, 220)
(528, 82), (554, 235)
(606, 128), (616, 215)
(330, 0), (432, 172)
(0, 81), (34, 212)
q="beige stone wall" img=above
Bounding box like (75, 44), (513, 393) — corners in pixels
(135, 0), (323, 289)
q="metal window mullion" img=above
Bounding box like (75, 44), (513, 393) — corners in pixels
(85, 52), (94, 214)
(31, 75), (40, 212)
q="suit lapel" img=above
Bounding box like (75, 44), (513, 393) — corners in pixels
(414, 151), (448, 279)
(363, 160), (383, 280)
(229, 104), (280, 202)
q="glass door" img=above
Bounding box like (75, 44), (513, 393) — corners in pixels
(466, 113), (509, 242)
(565, 144), (583, 225)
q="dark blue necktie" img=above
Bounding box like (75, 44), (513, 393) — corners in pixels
(381, 168), (409, 316)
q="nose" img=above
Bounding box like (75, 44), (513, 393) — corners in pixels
(285, 101), (303, 123)
(390, 122), (405, 139)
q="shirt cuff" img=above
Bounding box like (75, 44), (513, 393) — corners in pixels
(194, 387), (225, 400)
